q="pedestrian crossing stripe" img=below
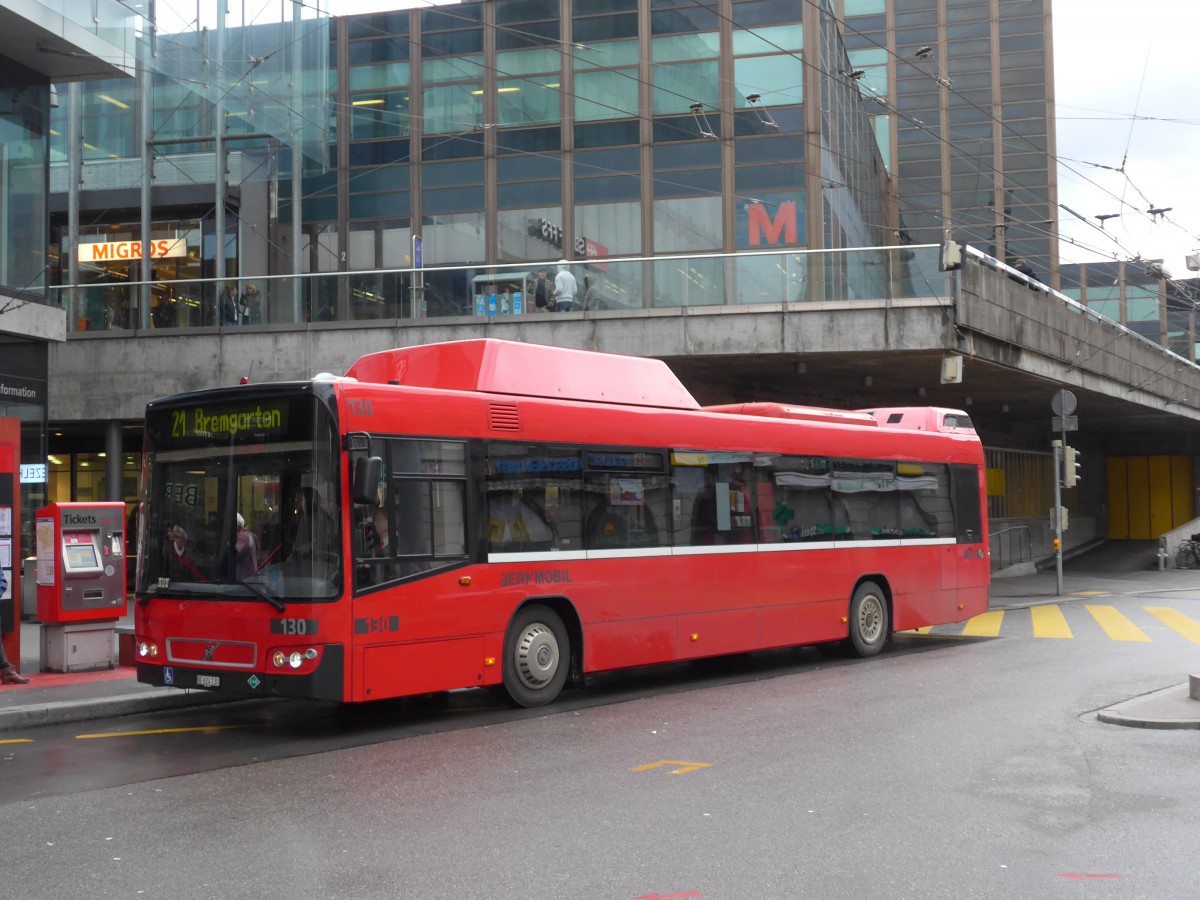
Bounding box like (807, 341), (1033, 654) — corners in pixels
(907, 605), (1200, 642)
(961, 610), (1004, 637)
(1031, 604), (1072, 639)
(1143, 607), (1200, 643)
(1085, 604), (1152, 642)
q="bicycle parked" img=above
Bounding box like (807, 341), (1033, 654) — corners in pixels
(1175, 534), (1200, 569)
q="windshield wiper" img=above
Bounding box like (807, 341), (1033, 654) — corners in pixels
(238, 578), (286, 612)
(139, 585), (212, 604)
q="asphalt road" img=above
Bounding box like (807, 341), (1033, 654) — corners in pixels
(4, 588), (1200, 899)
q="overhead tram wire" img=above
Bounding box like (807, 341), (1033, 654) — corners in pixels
(666, 0), (1112, 257)
(799, 0), (1187, 250)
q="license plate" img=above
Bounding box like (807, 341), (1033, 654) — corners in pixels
(196, 674), (221, 688)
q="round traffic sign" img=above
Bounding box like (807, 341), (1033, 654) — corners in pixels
(1051, 389), (1077, 417)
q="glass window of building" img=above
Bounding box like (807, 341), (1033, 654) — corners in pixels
(3, 79), (50, 294)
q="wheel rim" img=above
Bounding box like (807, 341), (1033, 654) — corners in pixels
(857, 594), (884, 644)
(515, 622), (560, 690)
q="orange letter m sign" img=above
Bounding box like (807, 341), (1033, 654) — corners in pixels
(747, 202), (797, 246)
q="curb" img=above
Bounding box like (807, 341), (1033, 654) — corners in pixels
(1095, 682), (1200, 730)
(0, 691), (248, 733)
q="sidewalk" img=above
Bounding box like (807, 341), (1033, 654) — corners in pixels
(1, 610), (240, 732)
(3, 555), (1198, 732)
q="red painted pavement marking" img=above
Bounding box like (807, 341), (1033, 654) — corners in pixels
(1, 666), (136, 689)
(1057, 873), (1122, 880)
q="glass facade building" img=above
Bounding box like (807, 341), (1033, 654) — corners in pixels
(839, 0), (1057, 284)
(47, 0), (893, 327)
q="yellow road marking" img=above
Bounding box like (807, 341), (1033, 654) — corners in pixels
(1, 738), (34, 744)
(632, 759), (712, 775)
(906, 626), (933, 634)
(1085, 605), (1152, 642)
(76, 724), (256, 740)
(962, 610), (1004, 637)
(1074, 591), (1108, 596)
(1143, 607), (1200, 643)
(1031, 605), (1073, 639)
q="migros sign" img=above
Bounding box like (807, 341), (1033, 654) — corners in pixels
(76, 238), (188, 263)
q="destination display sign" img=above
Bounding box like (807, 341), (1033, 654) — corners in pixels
(148, 399), (294, 446)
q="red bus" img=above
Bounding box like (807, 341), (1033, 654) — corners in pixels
(134, 339), (988, 707)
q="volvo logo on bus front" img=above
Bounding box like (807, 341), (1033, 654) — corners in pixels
(202, 642), (221, 661)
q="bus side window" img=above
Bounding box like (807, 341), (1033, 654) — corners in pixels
(485, 443), (583, 553)
(585, 471), (668, 550)
(488, 490), (554, 551)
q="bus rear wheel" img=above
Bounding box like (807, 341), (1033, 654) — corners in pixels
(497, 604), (570, 708)
(848, 581), (889, 657)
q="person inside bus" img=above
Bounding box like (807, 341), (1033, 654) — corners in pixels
(282, 486), (334, 562)
(0, 567), (30, 684)
(163, 523), (205, 582)
(217, 513), (259, 580)
(369, 509), (390, 555)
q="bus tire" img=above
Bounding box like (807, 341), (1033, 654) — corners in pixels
(848, 581), (889, 657)
(498, 604), (570, 708)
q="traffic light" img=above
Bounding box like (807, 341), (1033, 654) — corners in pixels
(1064, 445), (1081, 488)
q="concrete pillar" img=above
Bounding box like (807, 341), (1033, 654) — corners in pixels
(105, 421), (122, 502)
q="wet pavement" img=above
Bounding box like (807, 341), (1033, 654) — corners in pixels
(3, 541), (1197, 731)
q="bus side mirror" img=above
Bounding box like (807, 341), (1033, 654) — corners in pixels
(351, 456), (383, 505)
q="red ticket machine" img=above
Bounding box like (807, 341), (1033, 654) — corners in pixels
(36, 501), (126, 672)
(0, 421), (19, 675)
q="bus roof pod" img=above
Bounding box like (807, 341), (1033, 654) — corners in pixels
(861, 407), (976, 433)
(345, 339), (702, 410)
(703, 402), (878, 427)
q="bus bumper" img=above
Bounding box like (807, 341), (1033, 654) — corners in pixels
(136, 644), (345, 702)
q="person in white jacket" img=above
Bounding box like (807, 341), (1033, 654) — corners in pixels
(552, 259), (577, 312)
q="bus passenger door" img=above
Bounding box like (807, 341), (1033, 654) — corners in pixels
(950, 463), (988, 610)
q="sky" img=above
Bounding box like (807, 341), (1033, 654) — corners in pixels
(1052, 0), (1200, 276)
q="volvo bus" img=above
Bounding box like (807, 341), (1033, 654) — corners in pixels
(134, 339), (989, 707)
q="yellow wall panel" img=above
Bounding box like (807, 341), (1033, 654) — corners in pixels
(1127, 456), (1151, 539)
(1171, 455), (1193, 528)
(1107, 457), (1129, 539)
(1149, 456), (1174, 536)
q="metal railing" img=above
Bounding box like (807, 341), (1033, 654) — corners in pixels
(989, 524), (1033, 571)
(46, 245), (947, 335)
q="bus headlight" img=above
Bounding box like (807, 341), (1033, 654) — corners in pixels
(138, 641), (159, 659)
(269, 646), (320, 671)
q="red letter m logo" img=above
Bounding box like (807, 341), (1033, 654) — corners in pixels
(747, 202), (797, 246)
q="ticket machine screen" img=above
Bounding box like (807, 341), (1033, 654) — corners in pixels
(63, 534), (102, 573)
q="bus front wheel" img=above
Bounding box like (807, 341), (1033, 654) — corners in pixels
(497, 604), (570, 708)
(848, 581), (889, 657)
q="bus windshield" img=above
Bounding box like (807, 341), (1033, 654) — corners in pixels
(137, 389), (342, 602)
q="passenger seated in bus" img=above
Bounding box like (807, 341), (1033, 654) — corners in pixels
(690, 474), (753, 545)
(370, 509), (390, 555)
(488, 492), (554, 551)
(586, 489), (660, 549)
(163, 523), (206, 582)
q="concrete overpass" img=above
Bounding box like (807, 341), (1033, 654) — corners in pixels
(51, 248), (1200, 457)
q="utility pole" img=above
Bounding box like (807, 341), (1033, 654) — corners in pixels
(1050, 389), (1079, 596)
